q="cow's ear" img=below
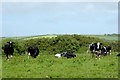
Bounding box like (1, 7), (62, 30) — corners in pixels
(100, 43), (102, 45)
(7, 42), (9, 43)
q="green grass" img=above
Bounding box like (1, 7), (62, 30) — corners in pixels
(2, 52), (118, 78)
(23, 35), (57, 40)
(1, 35), (57, 41)
(86, 35), (119, 41)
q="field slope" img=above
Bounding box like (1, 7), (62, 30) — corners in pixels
(2, 52), (118, 78)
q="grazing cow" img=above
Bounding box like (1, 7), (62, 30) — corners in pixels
(28, 46), (39, 59)
(55, 52), (76, 59)
(101, 46), (111, 56)
(88, 42), (102, 59)
(2, 41), (14, 60)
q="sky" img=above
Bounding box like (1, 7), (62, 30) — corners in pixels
(2, 2), (118, 37)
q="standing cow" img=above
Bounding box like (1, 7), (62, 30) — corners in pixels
(2, 41), (14, 60)
(87, 42), (102, 59)
(28, 46), (39, 59)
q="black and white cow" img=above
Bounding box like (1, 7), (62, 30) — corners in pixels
(64, 52), (76, 58)
(28, 46), (39, 59)
(55, 52), (76, 59)
(101, 46), (111, 56)
(54, 52), (66, 58)
(2, 41), (14, 60)
(88, 42), (102, 59)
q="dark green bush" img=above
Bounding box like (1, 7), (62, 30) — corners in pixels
(2, 35), (119, 55)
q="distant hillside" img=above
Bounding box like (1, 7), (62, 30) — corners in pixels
(1, 34), (119, 41)
(1, 35), (57, 40)
(85, 35), (119, 41)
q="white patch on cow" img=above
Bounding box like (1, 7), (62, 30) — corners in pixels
(55, 54), (61, 58)
(11, 55), (13, 59)
(10, 41), (12, 43)
(28, 53), (31, 56)
(97, 43), (100, 49)
(103, 46), (106, 51)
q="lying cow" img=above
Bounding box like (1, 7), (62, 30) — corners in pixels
(55, 52), (67, 58)
(55, 52), (76, 59)
(101, 46), (111, 56)
(87, 42), (102, 59)
(2, 41), (14, 60)
(28, 46), (39, 59)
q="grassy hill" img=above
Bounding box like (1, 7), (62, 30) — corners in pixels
(1, 34), (119, 41)
(1, 34), (119, 78)
(1, 35), (57, 40)
(85, 35), (119, 41)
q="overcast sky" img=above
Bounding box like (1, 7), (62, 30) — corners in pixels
(2, 2), (118, 37)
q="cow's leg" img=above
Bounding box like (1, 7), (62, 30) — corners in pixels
(109, 50), (111, 55)
(28, 52), (30, 59)
(11, 55), (13, 59)
(11, 53), (13, 59)
(6, 54), (9, 61)
(90, 51), (94, 58)
(95, 51), (97, 59)
(98, 54), (101, 60)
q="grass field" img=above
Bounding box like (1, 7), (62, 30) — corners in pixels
(2, 52), (118, 78)
(85, 35), (119, 41)
(1, 35), (57, 40)
(1, 34), (119, 78)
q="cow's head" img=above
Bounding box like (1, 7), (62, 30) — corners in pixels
(101, 46), (107, 55)
(7, 41), (14, 47)
(97, 42), (102, 49)
(61, 52), (67, 56)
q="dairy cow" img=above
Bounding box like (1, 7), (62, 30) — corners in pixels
(2, 41), (14, 60)
(28, 46), (39, 59)
(55, 52), (76, 59)
(101, 46), (111, 56)
(88, 42), (102, 59)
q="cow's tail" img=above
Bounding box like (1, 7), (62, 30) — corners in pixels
(86, 49), (89, 54)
